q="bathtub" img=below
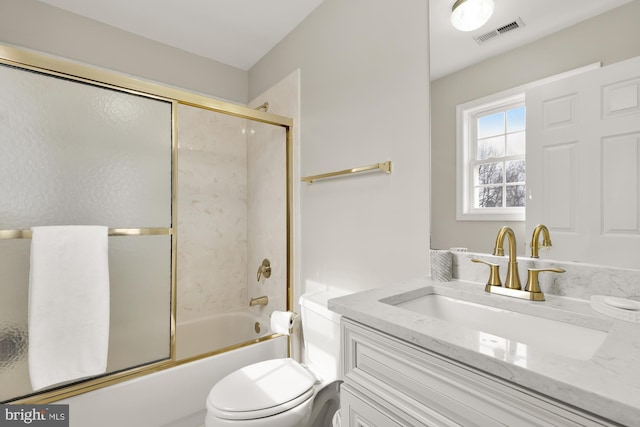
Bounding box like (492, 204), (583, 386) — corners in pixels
(176, 310), (272, 361)
(61, 329), (287, 427)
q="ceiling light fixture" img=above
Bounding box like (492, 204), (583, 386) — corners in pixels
(451, 0), (495, 32)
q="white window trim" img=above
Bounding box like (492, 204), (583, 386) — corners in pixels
(457, 92), (525, 221)
(456, 62), (602, 222)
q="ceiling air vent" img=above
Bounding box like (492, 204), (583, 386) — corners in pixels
(474, 17), (525, 45)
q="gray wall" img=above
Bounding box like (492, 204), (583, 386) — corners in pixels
(250, 0), (431, 295)
(431, 0), (640, 253)
(0, 0), (432, 297)
(0, 0), (248, 103)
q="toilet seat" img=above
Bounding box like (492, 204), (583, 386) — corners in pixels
(206, 358), (316, 421)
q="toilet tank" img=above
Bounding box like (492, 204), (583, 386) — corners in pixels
(299, 291), (342, 384)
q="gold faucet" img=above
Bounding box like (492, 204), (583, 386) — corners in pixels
(493, 226), (521, 290)
(530, 224), (552, 258)
(249, 295), (269, 306)
(473, 225), (566, 301)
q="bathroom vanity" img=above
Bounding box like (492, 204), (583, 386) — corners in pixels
(329, 279), (640, 426)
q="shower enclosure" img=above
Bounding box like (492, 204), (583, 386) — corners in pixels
(0, 44), (293, 403)
(175, 104), (288, 360)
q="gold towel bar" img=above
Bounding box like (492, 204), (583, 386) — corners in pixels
(301, 161), (392, 184)
(0, 227), (172, 239)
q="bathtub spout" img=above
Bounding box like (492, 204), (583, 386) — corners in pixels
(249, 296), (269, 307)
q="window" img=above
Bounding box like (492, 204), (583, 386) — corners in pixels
(474, 102), (526, 208)
(455, 63), (602, 222)
(457, 93), (526, 221)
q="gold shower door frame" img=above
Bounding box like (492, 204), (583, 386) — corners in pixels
(0, 43), (294, 404)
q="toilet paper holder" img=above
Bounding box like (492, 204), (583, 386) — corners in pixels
(270, 310), (299, 335)
(270, 311), (299, 358)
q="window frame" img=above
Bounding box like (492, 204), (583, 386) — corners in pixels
(455, 63), (602, 222)
(457, 91), (526, 221)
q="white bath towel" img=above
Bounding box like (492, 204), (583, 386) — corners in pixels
(28, 225), (110, 390)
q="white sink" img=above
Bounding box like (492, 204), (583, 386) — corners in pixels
(386, 292), (609, 361)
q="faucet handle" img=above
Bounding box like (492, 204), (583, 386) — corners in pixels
(471, 258), (502, 287)
(257, 258), (272, 281)
(525, 268), (565, 294)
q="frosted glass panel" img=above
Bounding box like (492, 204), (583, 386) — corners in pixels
(107, 235), (171, 371)
(0, 235), (171, 402)
(0, 239), (30, 401)
(0, 64), (172, 229)
(0, 63), (172, 401)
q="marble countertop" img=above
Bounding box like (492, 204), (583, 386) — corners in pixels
(328, 278), (640, 426)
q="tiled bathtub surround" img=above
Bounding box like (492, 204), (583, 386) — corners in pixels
(177, 105), (249, 322)
(246, 70), (298, 316)
(177, 70), (298, 327)
(452, 251), (640, 301)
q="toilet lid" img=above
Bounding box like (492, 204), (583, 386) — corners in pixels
(207, 358), (316, 420)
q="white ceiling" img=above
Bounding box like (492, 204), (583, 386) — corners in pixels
(429, 0), (633, 80)
(38, 0), (633, 79)
(36, 0), (326, 71)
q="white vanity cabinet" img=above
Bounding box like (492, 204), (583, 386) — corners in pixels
(340, 319), (619, 427)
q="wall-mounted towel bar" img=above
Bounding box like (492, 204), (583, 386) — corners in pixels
(301, 160), (392, 184)
(0, 228), (172, 239)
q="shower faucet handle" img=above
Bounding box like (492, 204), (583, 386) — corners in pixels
(257, 258), (272, 281)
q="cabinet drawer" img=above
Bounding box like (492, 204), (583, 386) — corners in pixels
(341, 381), (459, 427)
(342, 319), (617, 427)
(341, 384), (405, 427)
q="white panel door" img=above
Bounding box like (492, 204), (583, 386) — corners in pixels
(526, 56), (640, 268)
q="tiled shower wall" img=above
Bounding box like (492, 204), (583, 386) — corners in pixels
(177, 106), (250, 322)
(247, 70), (299, 318)
(177, 70), (297, 324)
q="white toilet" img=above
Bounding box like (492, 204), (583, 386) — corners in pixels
(204, 291), (343, 427)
